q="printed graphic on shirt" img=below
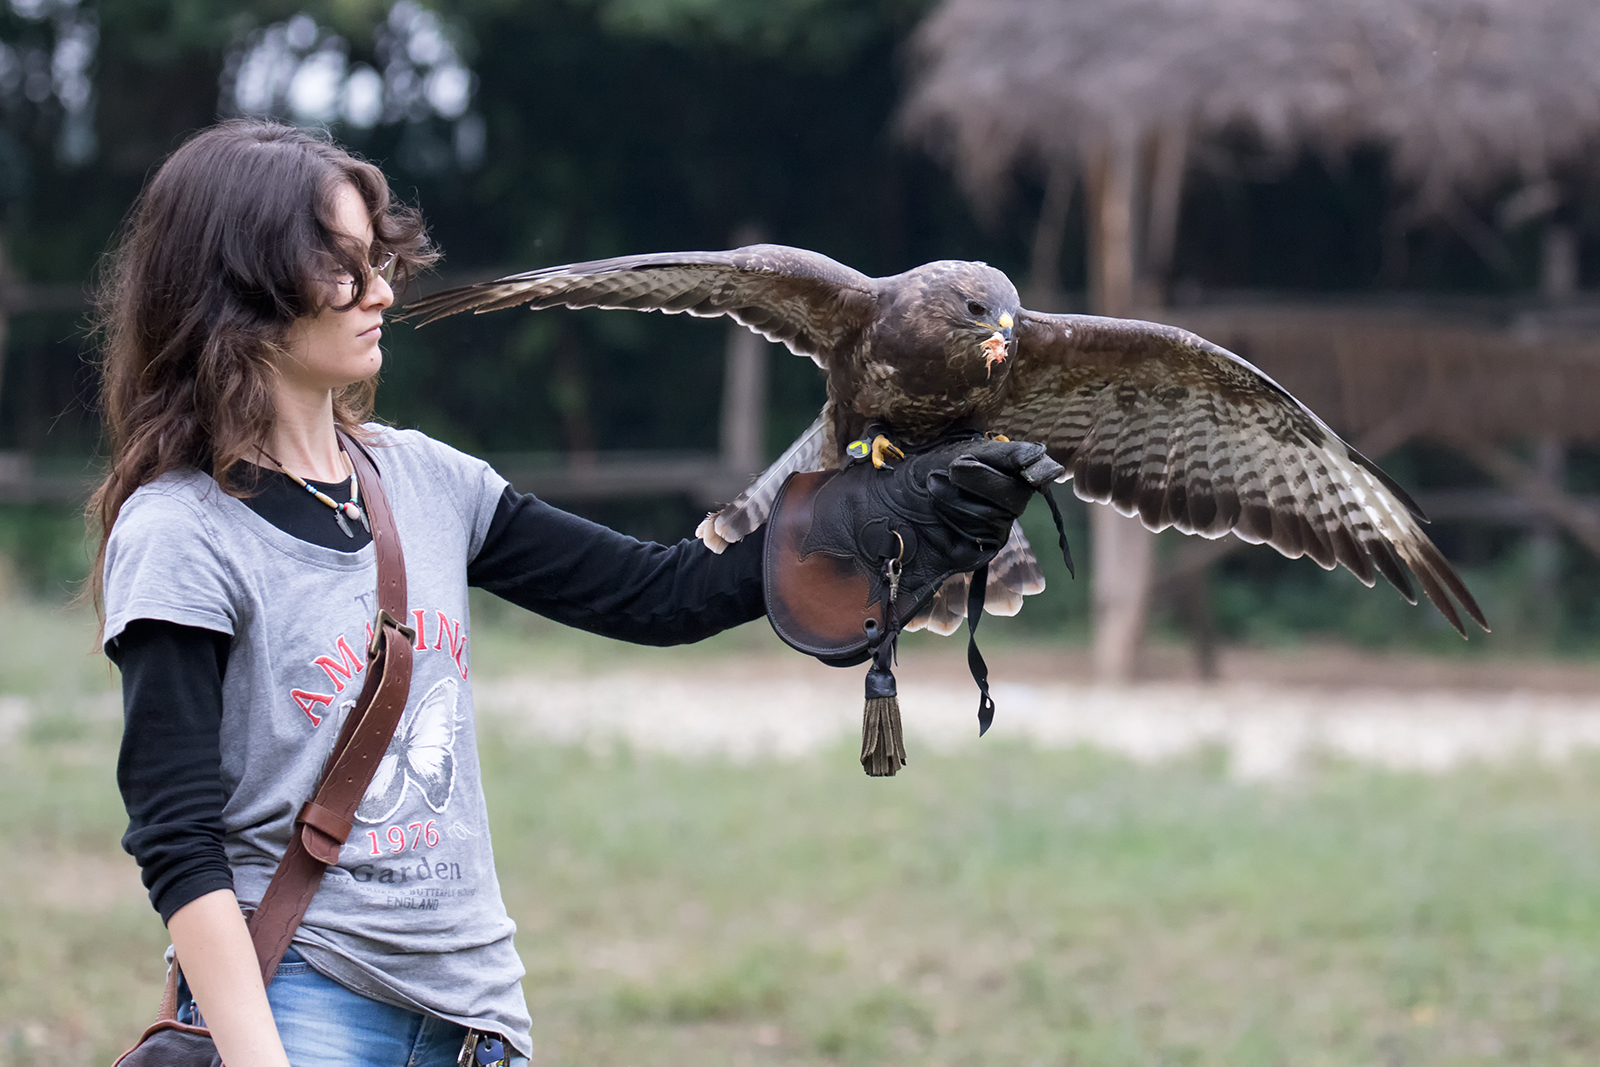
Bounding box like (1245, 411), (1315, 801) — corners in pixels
(356, 675), (460, 824)
(288, 608), (471, 727)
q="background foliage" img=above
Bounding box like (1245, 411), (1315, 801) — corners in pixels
(0, 0), (1594, 650)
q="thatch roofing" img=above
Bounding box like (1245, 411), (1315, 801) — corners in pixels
(901, 0), (1600, 210)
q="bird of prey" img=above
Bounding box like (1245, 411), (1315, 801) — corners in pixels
(406, 244), (1488, 637)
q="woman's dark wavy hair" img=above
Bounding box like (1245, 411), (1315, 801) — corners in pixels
(87, 119), (437, 618)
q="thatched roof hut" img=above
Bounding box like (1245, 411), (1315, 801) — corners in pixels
(900, 0), (1600, 678)
(902, 0), (1600, 448)
(902, 0), (1600, 227)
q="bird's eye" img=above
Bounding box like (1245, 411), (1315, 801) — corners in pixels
(966, 300), (986, 317)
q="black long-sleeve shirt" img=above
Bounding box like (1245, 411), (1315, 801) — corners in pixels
(110, 469), (765, 920)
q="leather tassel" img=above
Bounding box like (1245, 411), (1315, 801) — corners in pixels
(861, 653), (907, 776)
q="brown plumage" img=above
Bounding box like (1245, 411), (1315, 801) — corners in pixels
(405, 244), (1488, 637)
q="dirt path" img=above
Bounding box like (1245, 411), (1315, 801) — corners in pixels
(475, 644), (1600, 780)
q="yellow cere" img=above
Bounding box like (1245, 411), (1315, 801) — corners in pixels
(998, 312), (1013, 329)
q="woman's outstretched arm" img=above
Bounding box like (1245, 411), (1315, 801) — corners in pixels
(468, 486), (765, 644)
(166, 888), (290, 1067)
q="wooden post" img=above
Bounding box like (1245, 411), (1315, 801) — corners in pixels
(1528, 437), (1564, 618)
(1139, 122), (1188, 309)
(1025, 161), (1075, 309)
(1086, 139), (1137, 318)
(1527, 223), (1577, 617)
(1174, 566), (1218, 680)
(720, 223), (770, 476)
(1086, 136), (1156, 682)
(1092, 502), (1156, 681)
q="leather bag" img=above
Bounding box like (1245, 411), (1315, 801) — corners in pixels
(112, 430), (415, 1067)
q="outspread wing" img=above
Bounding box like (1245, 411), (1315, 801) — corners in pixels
(403, 244), (876, 366)
(995, 312), (1488, 636)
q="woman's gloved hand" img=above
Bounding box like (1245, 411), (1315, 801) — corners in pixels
(762, 435), (1064, 664)
(924, 437), (1064, 551)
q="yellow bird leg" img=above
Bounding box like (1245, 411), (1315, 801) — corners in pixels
(871, 434), (906, 469)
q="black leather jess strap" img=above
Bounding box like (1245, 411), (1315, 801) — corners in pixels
(966, 562), (994, 735)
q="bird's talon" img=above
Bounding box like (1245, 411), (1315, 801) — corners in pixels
(871, 434), (906, 469)
(985, 432), (1010, 442)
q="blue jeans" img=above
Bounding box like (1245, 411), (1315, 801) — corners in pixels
(179, 949), (526, 1067)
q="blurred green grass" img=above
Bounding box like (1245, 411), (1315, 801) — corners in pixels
(5, 595), (1600, 1065)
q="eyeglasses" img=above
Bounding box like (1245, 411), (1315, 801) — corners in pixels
(371, 250), (398, 285)
(335, 250), (398, 290)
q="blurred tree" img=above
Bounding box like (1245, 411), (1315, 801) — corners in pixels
(0, 0), (1013, 465)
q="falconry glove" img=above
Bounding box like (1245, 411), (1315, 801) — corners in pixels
(763, 434), (1068, 776)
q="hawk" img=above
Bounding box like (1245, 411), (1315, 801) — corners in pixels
(406, 244), (1488, 637)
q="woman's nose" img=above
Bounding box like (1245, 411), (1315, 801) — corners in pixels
(366, 271), (395, 310)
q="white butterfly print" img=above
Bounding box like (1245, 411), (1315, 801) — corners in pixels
(355, 675), (460, 825)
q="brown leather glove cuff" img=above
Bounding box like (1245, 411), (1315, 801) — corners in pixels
(764, 470), (888, 666)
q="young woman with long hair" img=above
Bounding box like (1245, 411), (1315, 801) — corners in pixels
(92, 119), (1038, 1067)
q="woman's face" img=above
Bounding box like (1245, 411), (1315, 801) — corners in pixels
(281, 182), (393, 395)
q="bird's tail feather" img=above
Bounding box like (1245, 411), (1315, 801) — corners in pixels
(696, 414), (829, 552)
(905, 522), (1044, 635)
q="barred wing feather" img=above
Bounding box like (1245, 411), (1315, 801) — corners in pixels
(405, 245), (876, 368)
(997, 312), (1488, 636)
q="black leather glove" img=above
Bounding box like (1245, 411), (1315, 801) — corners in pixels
(763, 435), (1064, 664)
(929, 439), (1064, 549)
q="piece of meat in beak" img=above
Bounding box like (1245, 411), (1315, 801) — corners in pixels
(981, 312), (1014, 376)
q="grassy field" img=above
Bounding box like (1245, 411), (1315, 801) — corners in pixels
(4, 596), (1600, 1065)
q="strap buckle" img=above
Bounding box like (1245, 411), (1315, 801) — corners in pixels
(369, 607), (417, 658)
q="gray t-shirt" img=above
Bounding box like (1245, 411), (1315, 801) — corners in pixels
(102, 426), (533, 1056)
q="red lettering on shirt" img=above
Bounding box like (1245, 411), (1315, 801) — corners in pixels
(434, 610), (468, 679)
(289, 606), (470, 724)
(290, 688), (334, 726)
(411, 609), (428, 651)
(312, 635), (365, 693)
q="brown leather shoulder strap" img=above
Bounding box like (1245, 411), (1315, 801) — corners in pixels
(243, 429), (415, 986)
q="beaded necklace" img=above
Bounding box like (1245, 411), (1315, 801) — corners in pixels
(260, 446), (371, 538)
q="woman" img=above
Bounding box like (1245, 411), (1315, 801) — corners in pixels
(94, 120), (1034, 1067)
